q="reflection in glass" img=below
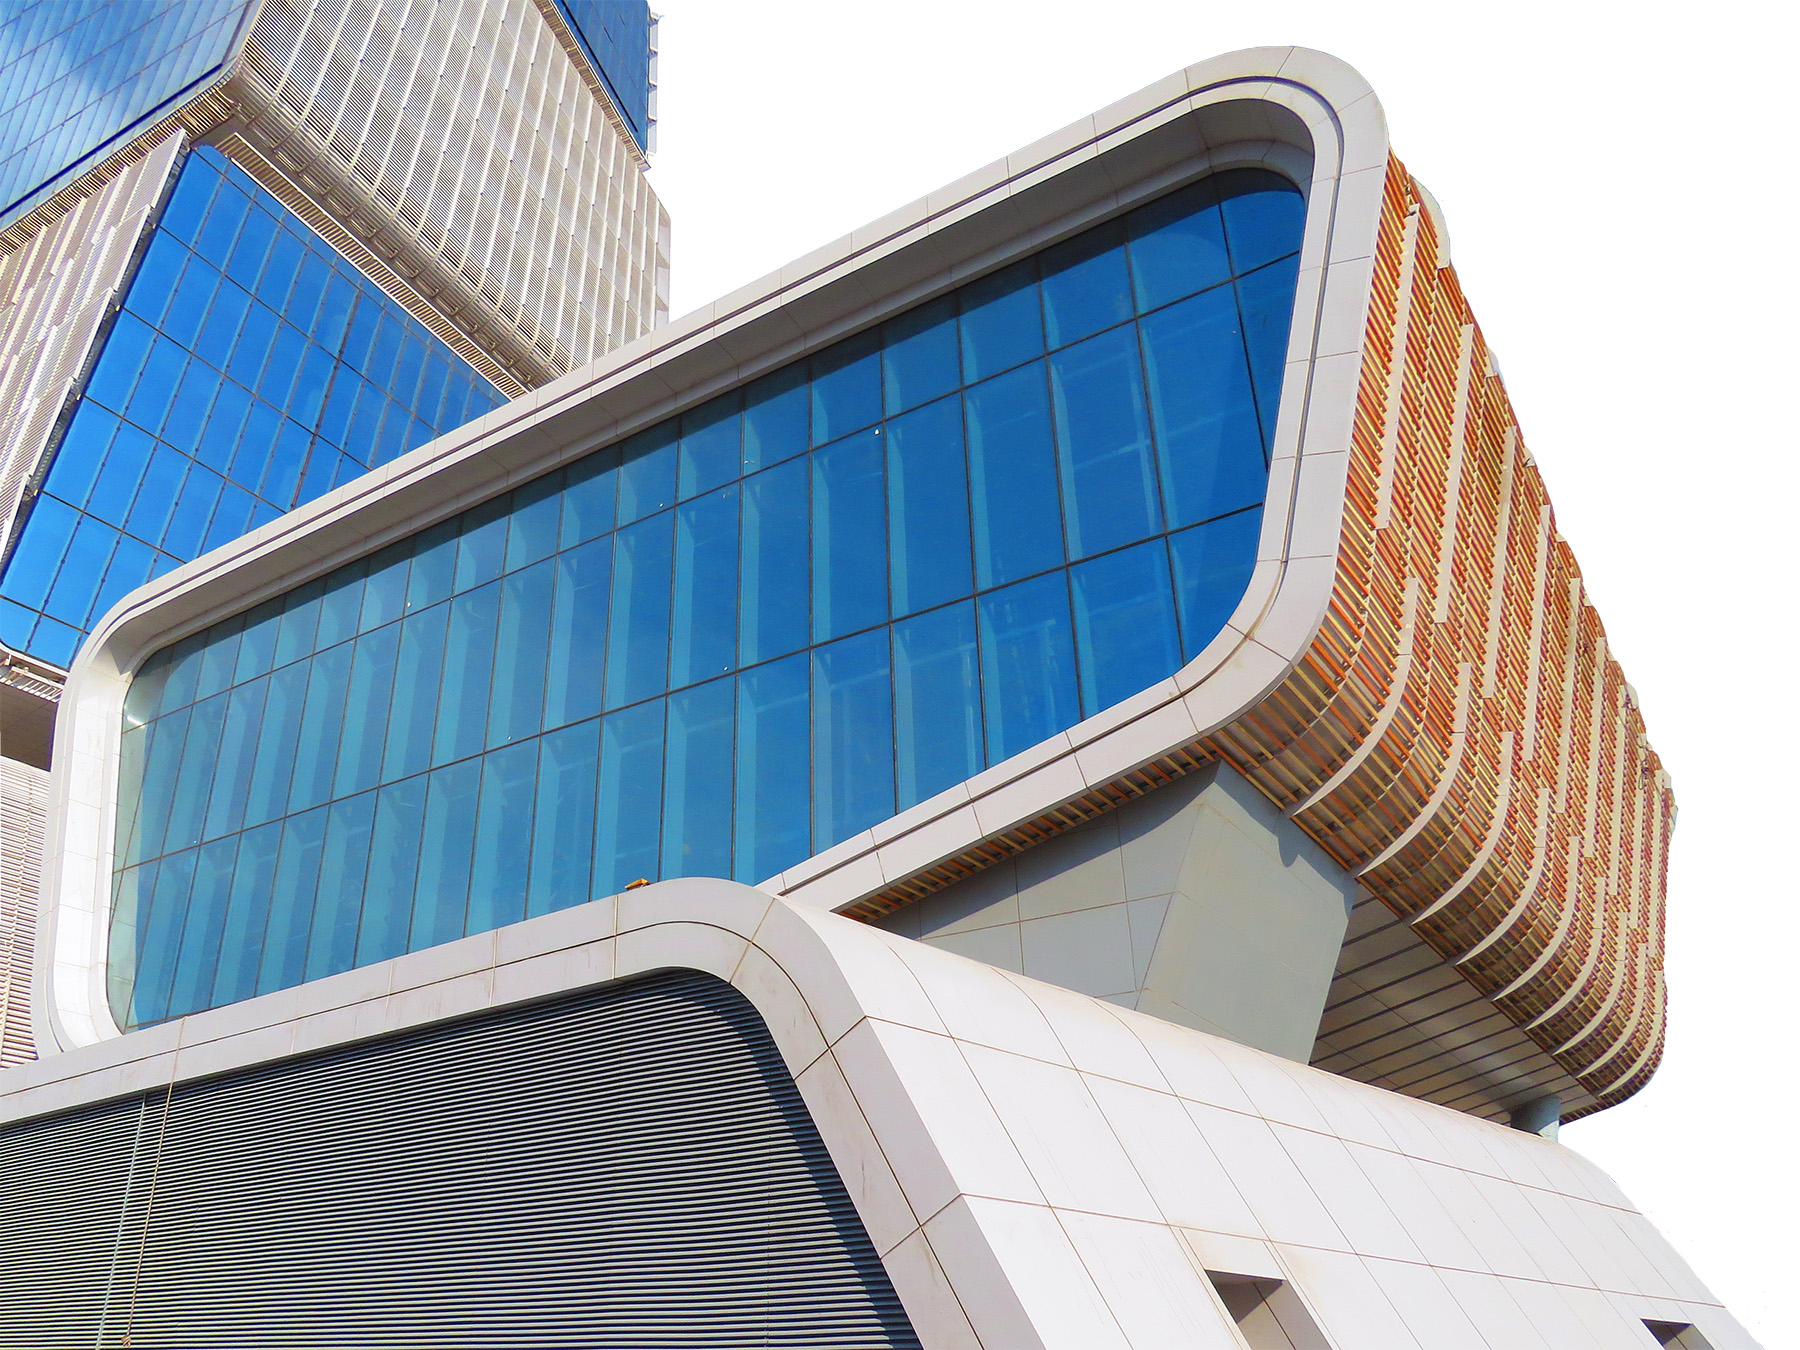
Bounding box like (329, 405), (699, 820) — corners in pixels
(111, 168), (1305, 1026)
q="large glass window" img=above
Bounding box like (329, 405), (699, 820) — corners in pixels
(0, 0), (252, 225)
(0, 146), (505, 667)
(109, 168), (1304, 1028)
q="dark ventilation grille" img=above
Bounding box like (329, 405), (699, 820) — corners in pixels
(0, 971), (920, 1349)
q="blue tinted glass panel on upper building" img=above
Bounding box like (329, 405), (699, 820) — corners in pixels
(107, 168), (1305, 1029)
(552, 0), (653, 151)
(0, 146), (505, 667)
(0, 0), (252, 226)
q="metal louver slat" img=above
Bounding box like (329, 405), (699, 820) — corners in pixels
(0, 971), (919, 1349)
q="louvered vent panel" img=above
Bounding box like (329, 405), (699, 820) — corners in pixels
(0, 972), (919, 1349)
(0, 1094), (156, 1348)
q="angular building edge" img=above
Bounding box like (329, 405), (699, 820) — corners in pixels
(27, 49), (1668, 1122)
(0, 879), (1754, 1349)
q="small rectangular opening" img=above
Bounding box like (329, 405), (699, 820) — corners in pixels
(1644, 1321), (1715, 1349)
(1207, 1271), (1331, 1350)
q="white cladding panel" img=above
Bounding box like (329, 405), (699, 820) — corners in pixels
(0, 882), (1757, 1347)
(233, 0), (669, 391)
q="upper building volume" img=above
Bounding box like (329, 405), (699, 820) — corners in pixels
(0, 0), (667, 678)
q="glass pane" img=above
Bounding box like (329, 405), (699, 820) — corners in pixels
(595, 700), (665, 893)
(1071, 541), (1180, 716)
(669, 485), (740, 688)
(959, 259), (1043, 382)
(965, 363), (1063, 588)
(887, 397), (972, 618)
(561, 449), (619, 547)
(410, 758), (480, 949)
(287, 641), (353, 814)
(486, 558), (555, 748)
(617, 424), (676, 523)
(544, 536), (612, 730)
(811, 331), (881, 445)
(979, 572), (1078, 763)
(1170, 509), (1262, 660)
(432, 581), (500, 766)
(202, 676), (269, 843)
(256, 806), (327, 995)
(243, 663), (309, 828)
(166, 836), (238, 1018)
(333, 623), (401, 799)
(382, 604), (449, 782)
(1127, 178), (1230, 313)
(1041, 222), (1133, 348)
(1218, 170), (1306, 275)
(739, 457), (809, 666)
(894, 601), (981, 810)
(812, 629), (893, 850)
(1140, 287), (1266, 528)
(1235, 254), (1301, 443)
(735, 654), (810, 884)
(742, 364), (809, 472)
(356, 776), (428, 966)
(662, 677), (734, 879)
(467, 739), (538, 933)
(505, 472), (563, 572)
(811, 428), (886, 643)
(678, 396), (742, 499)
(211, 820), (281, 1007)
(605, 511), (674, 709)
(882, 296), (960, 416)
(305, 794), (375, 982)
(1049, 326), (1162, 559)
(528, 719), (601, 917)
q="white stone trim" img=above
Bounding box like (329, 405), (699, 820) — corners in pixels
(37, 48), (1391, 1054)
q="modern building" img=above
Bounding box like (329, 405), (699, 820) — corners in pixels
(0, 35), (1757, 1350)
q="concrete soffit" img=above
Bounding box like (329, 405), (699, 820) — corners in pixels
(34, 47), (1390, 1055)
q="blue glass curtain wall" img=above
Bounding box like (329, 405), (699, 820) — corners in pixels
(0, 146), (505, 667)
(552, 0), (654, 152)
(0, 0), (253, 226)
(109, 168), (1305, 1029)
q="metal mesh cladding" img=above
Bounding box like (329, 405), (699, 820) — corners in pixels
(0, 971), (919, 1348)
(231, 0), (669, 391)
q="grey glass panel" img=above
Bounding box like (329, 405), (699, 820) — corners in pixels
(113, 168), (1304, 1025)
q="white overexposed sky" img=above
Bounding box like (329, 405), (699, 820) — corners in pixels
(645, 1), (1795, 1340)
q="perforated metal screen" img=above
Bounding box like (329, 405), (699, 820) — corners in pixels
(0, 970), (919, 1348)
